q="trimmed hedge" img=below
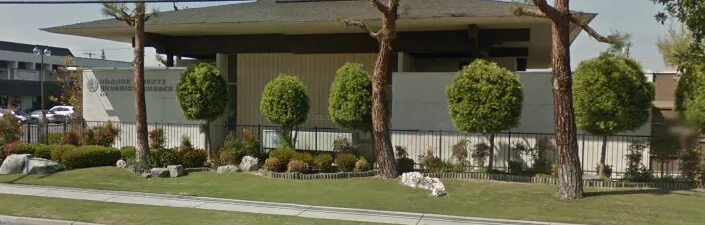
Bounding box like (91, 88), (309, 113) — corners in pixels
(33, 144), (52, 159)
(49, 145), (76, 162)
(120, 146), (136, 160)
(60, 145), (121, 169)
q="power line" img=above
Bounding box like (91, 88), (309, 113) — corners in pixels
(72, 47), (133, 51)
(0, 0), (252, 4)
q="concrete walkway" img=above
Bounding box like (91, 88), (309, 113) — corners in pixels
(0, 183), (578, 225)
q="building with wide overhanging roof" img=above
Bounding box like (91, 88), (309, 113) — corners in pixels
(42, 0), (597, 129)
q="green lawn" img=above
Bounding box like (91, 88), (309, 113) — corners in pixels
(0, 194), (379, 225)
(1, 167), (704, 225)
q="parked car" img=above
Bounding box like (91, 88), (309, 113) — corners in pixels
(0, 110), (37, 124)
(48, 106), (75, 117)
(29, 110), (68, 124)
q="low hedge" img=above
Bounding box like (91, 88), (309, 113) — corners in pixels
(120, 146), (136, 161)
(48, 145), (76, 162)
(60, 145), (121, 169)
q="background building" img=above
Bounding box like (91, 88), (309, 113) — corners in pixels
(0, 40), (131, 112)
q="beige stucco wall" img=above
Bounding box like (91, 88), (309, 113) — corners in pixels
(236, 53), (378, 128)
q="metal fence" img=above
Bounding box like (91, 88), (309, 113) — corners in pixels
(20, 121), (688, 179)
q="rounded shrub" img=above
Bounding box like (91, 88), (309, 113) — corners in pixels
(260, 74), (310, 145)
(157, 148), (182, 167)
(292, 152), (314, 167)
(33, 144), (52, 159)
(354, 157), (371, 172)
(446, 59), (523, 134)
(287, 160), (309, 173)
(335, 153), (357, 172)
(218, 149), (239, 166)
(328, 62), (372, 131)
(395, 146), (415, 173)
(181, 149), (207, 168)
(263, 157), (283, 172)
(120, 146), (136, 161)
(49, 144), (76, 162)
(268, 147), (296, 165)
(314, 153), (333, 172)
(60, 145), (121, 169)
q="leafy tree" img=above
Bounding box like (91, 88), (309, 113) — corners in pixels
(340, 0), (402, 179)
(176, 63), (228, 159)
(102, 1), (158, 169)
(49, 56), (83, 116)
(657, 25), (698, 70)
(260, 74), (310, 147)
(573, 53), (655, 177)
(446, 59), (524, 171)
(328, 62), (372, 132)
(513, 0), (616, 199)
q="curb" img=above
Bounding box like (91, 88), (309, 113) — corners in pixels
(0, 215), (102, 225)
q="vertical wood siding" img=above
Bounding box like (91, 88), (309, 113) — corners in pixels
(237, 53), (377, 128)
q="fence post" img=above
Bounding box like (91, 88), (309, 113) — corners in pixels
(26, 123), (31, 143)
(314, 126), (318, 151)
(438, 129), (443, 158)
(508, 131), (512, 162)
(257, 124), (262, 154)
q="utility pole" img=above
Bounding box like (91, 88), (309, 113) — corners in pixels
(101, 49), (106, 60)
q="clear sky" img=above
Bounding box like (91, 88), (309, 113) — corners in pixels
(0, 0), (673, 71)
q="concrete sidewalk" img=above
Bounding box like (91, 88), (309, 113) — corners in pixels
(0, 183), (578, 225)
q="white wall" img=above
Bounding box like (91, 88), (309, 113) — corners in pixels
(82, 68), (207, 149)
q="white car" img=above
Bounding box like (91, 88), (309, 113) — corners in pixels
(48, 106), (75, 117)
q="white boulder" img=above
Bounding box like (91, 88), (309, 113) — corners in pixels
(151, 168), (170, 177)
(217, 165), (240, 173)
(116, 160), (128, 168)
(239, 156), (259, 171)
(0, 154), (32, 174)
(26, 158), (63, 175)
(167, 165), (184, 177)
(400, 172), (447, 197)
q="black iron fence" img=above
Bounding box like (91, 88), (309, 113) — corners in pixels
(20, 121), (690, 179)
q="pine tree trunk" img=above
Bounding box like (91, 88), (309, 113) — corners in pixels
(371, 17), (398, 179)
(598, 135), (607, 177)
(133, 2), (150, 170)
(553, 0), (583, 200)
(488, 133), (495, 171)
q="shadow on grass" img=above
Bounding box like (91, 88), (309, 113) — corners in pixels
(4, 174), (30, 184)
(584, 189), (678, 198)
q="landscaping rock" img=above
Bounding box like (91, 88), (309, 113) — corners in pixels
(239, 156), (259, 171)
(217, 165), (240, 173)
(0, 154), (31, 175)
(400, 172), (447, 197)
(141, 172), (152, 178)
(150, 168), (170, 178)
(116, 160), (128, 168)
(26, 158), (62, 175)
(167, 165), (184, 177)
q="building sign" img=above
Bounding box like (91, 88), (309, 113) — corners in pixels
(87, 78), (174, 93)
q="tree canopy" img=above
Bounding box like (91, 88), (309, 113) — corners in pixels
(446, 59), (524, 133)
(573, 53), (655, 136)
(260, 74), (310, 127)
(328, 62), (372, 132)
(176, 63), (229, 122)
